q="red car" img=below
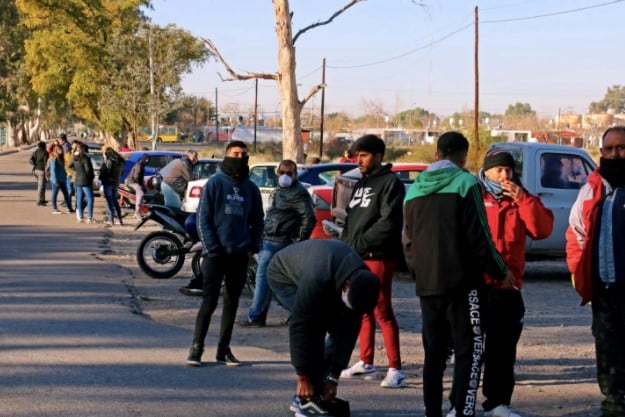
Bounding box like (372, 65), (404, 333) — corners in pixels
(308, 184), (335, 239)
(323, 162), (429, 238)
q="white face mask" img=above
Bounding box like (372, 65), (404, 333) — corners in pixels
(341, 289), (353, 310)
(74, 151), (80, 156)
(278, 174), (293, 188)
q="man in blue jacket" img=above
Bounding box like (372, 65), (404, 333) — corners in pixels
(186, 141), (264, 367)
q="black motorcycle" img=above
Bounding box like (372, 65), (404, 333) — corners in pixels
(134, 205), (201, 279)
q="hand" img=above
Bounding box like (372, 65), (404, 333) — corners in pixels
(501, 180), (523, 202)
(296, 375), (314, 401)
(499, 270), (518, 290)
(323, 379), (338, 401)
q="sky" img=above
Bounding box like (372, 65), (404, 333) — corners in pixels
(146, 0), (625, 120)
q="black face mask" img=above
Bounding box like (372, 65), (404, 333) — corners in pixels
(221, 156), (249, 177)
(599, 157), (625, 189)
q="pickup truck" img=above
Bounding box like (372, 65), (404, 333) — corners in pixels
(324, 143), (597, 258)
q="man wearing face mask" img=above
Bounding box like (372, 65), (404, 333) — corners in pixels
(186, 140), (264, 367)
(266, 239), (380, 417)
(239, 159), (316, 326)
(566, 126), (625, 417)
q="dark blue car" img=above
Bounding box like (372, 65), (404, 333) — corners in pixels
(119, 150), (183, 185)
(297, 162), (358, 186)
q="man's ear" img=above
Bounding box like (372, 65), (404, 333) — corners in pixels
(434, 151), (441, 162)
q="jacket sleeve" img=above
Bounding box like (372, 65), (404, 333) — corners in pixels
(354, 177), (405, 256)
(248, 184), (265, 254)
(566, 184), (591, 274)
(516, 191), (554, 240)
(463, 183), (508, 280)
(294, 187), (316, 241)
(197, 181), (222, 255)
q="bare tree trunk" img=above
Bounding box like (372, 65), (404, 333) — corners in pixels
(274, 0), (304, 163)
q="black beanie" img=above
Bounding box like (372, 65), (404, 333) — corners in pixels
(483, 149), (515, 171)
(348, 269), (380, 313)
(353, 134), (385, 157)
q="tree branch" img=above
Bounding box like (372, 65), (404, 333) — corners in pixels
(201, 38), (278, 81)
(292, 0), (364, 45)
(301, 84), (325, 106)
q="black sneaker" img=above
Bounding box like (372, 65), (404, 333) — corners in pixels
(216, 351), (241, 366)
(238, 319), (266, 328)
(186, 344), (203, 367)
(179, 286), (203, 296)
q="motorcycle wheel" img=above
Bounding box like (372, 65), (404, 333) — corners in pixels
(136, 231), (185, 279)
(191, 252), (202, 279)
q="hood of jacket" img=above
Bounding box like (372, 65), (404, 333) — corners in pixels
(405, 160), (466, 201)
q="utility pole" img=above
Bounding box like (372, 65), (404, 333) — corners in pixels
(319, 58), (326, 158)
(473, 6), (480, 157)
(254, 78), (258, 153)
(215, 87), (219, 141)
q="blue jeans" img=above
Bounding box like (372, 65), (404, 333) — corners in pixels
(76, 185), (94, 219)
(51, 181), (72, 210)
(247, 241), (289, 323)
(66, 177), (74, 205)
(103, 185), (122, 221)
(161, 182), (181, 210)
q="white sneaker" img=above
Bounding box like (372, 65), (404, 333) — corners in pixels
(340, 360), (376, 378)
(484, 405), (522, 417)
(380, 368), (406, 388)
(446, 408), (456, 417)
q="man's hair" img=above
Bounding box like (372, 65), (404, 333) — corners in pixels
(602, 126), (625, 146)
(186, 150), (198, 158)
(279, 159), (297, 174)
(436, 131), (469, 160)
(226, 140), (247, 151)
(352, 134), (385, 158)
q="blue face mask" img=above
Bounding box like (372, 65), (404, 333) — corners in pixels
(278, 174), (293, 188)
(478, 169), (504, 201)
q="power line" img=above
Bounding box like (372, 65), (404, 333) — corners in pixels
(482, 0), (624, 23)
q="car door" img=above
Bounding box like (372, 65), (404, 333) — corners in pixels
(527, 150), (595, 256)
(248, 163), (279, 211)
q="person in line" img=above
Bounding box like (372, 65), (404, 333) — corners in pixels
(58, 133), (71, 154)
(266, 239), (381, 417)
(339, 149), (357, 163)
(48, 144), (74, 214)
(99, 146), (125, 226)
(159, 149), (198, 210)
(402, 131), (515, 417)
(566, 126), (625, 417)
(64, 140), (81, 209)
(73, 143), (95, 223)
(339, 134), (406, 388)
(235, 159), (316, 323)
(30, 141), (49, 206)
(125, 154), (150, 219)
(186, 141), (264, 367)
(457, 149), (552, 417)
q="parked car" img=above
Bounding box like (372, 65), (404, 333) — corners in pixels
(180, 158), (222, 212)
(118, 150), (183, 185)
(323, 162), (429, 238)
(486, 142), (596, 257)
(308, 183), (334, 239)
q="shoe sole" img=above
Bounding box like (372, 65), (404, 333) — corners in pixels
(186, 360), (202, 367)
(216, 360), (241, 367)
(179, 288), (203, 297)
(341, 371), (377, 380)
(380, 380), (407, 388)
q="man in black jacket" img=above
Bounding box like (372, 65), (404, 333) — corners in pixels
(236, 159), (316, 324)
(403, 131), (515, 417)
(267, 239), (380, 417)
(340, 134), (406, 388)
(30, 141), (49, 206)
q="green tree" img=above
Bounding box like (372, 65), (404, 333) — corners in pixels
(504, 102), (535, 117)
(589, 85), (625, 113)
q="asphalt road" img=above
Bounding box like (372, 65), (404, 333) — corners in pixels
(0, 148), (419, 417)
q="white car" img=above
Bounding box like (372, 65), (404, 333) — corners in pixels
(180, 158), (222, 213)
(181, 162), (280, 213)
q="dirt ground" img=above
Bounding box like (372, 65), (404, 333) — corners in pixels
(98, 215), (600, 417)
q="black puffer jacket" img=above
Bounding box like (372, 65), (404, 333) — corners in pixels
(99, 151), (124, 187)
(73, 154), (94, 187)
(263, 180), (316, 244)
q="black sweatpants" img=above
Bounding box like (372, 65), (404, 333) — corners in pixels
(482, 288), (525, 411)
(192, 252), (249, 355)
(420, 287), (485, 417)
